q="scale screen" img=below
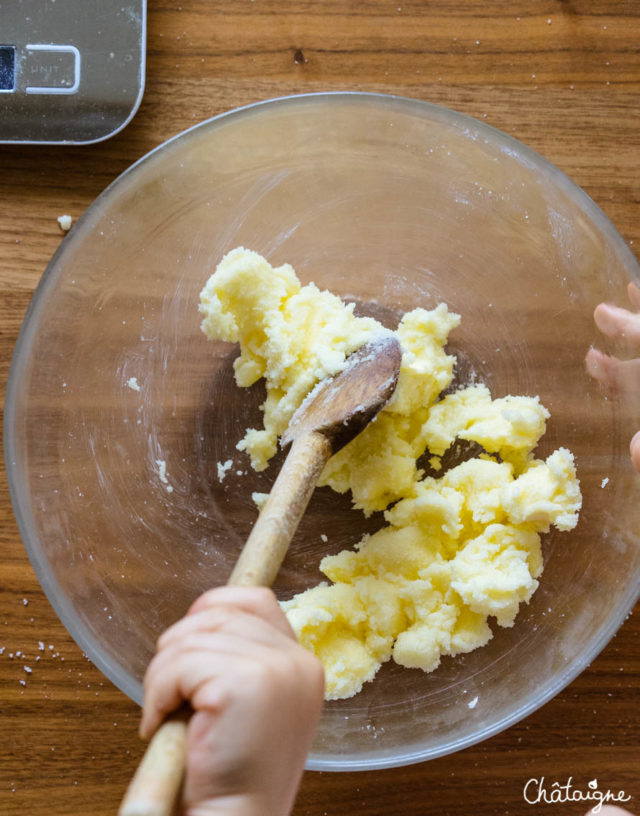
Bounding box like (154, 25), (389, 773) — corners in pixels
(0, 0), (146, 144)
(0, 45), (16, 92)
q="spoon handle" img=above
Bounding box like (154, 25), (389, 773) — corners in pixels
(229, 431), (332, 586)
(118, 712), (189, 816)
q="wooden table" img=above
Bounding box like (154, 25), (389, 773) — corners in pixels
(1, 2), (638, 814)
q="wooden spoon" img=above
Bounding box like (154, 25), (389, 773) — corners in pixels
(119, 334), (402, 816)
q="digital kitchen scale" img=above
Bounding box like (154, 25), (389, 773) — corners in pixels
(0, 0), (146, 144)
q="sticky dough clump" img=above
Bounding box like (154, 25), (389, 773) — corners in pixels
(200, 247), (384, 471)
(200, 248), (582, 700)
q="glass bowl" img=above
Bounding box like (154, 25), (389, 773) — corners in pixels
(5, 92), (640, 771)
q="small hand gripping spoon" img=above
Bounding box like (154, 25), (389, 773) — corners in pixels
(119, 334), (402, 816)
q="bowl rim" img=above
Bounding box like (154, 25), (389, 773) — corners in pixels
(5, 90), (640, 772)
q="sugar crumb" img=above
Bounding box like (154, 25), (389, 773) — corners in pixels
(155, 459), (174, 493)
(252, 491), (269, 511)
(217, 459), (233, 482)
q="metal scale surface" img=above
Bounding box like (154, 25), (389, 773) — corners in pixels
(0, 0), (146, 144)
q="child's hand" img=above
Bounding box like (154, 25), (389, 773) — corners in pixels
(140, 586), (325, 816)
(586, 281), (640, 472)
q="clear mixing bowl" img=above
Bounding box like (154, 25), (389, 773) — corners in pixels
(5, 92), (640, 771)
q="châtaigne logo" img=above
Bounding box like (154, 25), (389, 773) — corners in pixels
(523, 776), (632, 812)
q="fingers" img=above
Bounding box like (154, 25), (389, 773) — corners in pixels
(157, 587), (294, 652)
(141, 588), (304, 740)
(140, 629), (284, 739)
(591, 287), (640, 472)
(593, 302), (640, 345)
(628, 281), (640, 310)
(188, 586), (295, 638)
(631, 431), (640, 473)
(585, 347), (610, 383)
(188, 586), (277, 616)
(585, 348), (640, 398)
(140, 643), (226, 739)
(157, 603), (298, 657)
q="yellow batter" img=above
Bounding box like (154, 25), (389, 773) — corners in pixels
(200, 248), (582, 700)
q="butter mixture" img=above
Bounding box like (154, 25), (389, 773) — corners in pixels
(200, 248), (582, 700)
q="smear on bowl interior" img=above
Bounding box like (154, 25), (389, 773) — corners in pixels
(200, 247), (582, 701)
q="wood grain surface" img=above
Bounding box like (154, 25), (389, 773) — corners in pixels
(1, 1), (639, 814)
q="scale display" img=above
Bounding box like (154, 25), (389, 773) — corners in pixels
(0, 45), (16, 92)
(0, 0), (146, 144)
